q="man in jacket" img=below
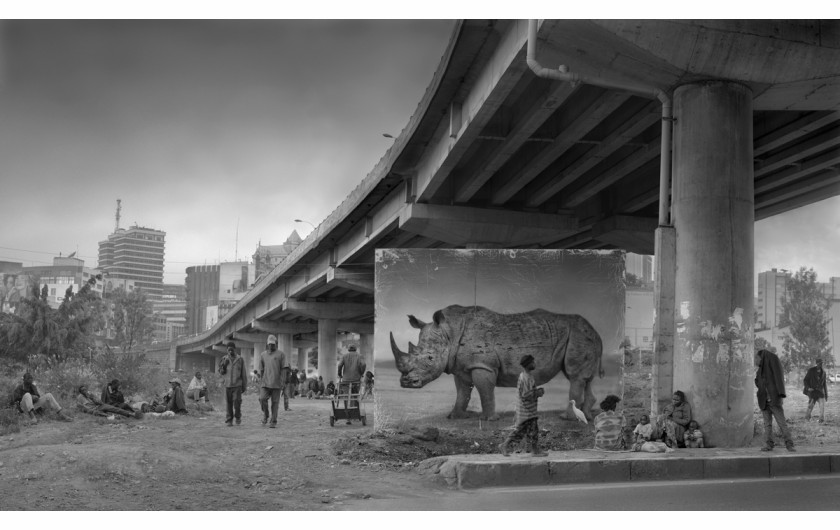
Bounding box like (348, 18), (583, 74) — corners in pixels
(337, 345), (366, 421)
(100, 379), (137, 415)
(10, 372), (72, 423)
(755, 349), (795, 452)
(259, 334), (289, 428)
(219, 341), (247, 426)
(804, 358), (829, 423)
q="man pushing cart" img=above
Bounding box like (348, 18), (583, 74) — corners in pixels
(332, 345), (367, 426)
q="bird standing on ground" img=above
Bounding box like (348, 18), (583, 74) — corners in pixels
(569, 399), (588, 424)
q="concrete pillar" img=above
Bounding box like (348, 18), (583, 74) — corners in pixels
(169, 344), (178, 372)
(318, 319), (338, 381)
(240, 347), (254, 376)
(297, 347), (307, 372)
(360, 333), (374, 373)
(671, 81), (754, 447)
(651, 226), (676, 415)
(253, 341), (266, 372)
(277, 334), (293, 367)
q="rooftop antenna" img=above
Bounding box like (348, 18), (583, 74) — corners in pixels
(115, 199), (122, 233)
(235, 216), (240, 262)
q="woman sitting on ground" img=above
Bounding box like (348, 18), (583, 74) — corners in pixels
(655, 390), (692, 447)
(593, 394), (627, 450)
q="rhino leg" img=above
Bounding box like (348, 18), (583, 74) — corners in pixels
(582, 378), (597, 421)
(471, 369), (500, 421)
(447, 376), (473, 419)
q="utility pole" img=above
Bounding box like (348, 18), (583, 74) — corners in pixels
(115, 199), (122, 233)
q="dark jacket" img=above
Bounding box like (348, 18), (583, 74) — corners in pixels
(219, 353), (247, 389)
(755, 350), (786, 410)
(101, 384), (126, 406)
(10, 381), (40, 412)
(165, 385), (188, 414)
(803, 366), (828, 400)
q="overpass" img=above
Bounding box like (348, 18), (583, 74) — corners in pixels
(176, 19), (840, 446)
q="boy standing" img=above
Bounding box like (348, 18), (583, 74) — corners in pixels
(499, 354), (546, 457)
(219, 341), (247, 426)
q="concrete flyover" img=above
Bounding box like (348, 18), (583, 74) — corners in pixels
(176, 20), (840, 446)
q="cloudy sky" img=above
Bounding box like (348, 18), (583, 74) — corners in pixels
(0, 14), (838, 289)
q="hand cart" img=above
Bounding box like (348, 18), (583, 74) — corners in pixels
(329, 379), (366, 426)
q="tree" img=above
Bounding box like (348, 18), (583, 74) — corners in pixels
(779, 267), (832, 371)
(110, 288), (154, 353)
(626, 273), (644, 288)
(308, 346), (318, 370)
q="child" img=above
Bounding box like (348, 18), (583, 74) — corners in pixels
(499, 354), (546, 457)
(684, 420), (704, 448)
(632, 413), (654, 451)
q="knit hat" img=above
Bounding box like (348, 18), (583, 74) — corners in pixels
(520, 354), (535, 367)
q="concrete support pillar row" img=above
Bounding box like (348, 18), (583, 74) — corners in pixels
(240, 347), (254, 377)
(360, 333), (374, 374)
(671, 81), (755, 447)
(253, 342), (266, 373)
(297, 348), (307, 373)
(318, 319), (338, 382)
(277, 334), (293, 368)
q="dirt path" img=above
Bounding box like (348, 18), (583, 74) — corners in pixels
(0, 391), (441, 511)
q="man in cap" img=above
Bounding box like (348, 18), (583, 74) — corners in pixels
(499, 354), (546, 457)
(755, 349), (795, 451)
(9, 372), (72, 423)
(804, 357), (829, 423)
(219, 341), (247, 426)
(164, 378), (189, 414)
(259, 334), (290, 428)
(337, 345), (366, 421)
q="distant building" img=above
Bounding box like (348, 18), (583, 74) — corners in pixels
(252, 231), (303, 280)
(13, 256), (104, 311)
(626, 253), (654, 283)
(185, 261), (255, 334)
(98, 225), (166, 301)
(756, 268), (790, 330)
(625, 286), (654, 352)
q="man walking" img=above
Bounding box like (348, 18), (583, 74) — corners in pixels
(259, 334), (289, 428)
(499, 354), (546, 457)
(219, 341), (247, 426)
(755, 349), (795, 452)
(804, 358), (829, 423)
(337, 345), (365, 422)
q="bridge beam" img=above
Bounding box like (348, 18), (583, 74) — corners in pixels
(399, 203), (577, 247)
(326, 267), (374, 295)
(283, 300), (371, 321)
(251, 319), (317, 335)
(671, 81), (755, 448)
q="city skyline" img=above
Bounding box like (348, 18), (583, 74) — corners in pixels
(1, 18), (838, 288)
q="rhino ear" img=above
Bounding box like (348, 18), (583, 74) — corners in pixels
(408, 315), (427, 329)
(433, 310), (446, 326)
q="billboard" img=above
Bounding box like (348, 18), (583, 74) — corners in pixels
(1, 273), (34, 314)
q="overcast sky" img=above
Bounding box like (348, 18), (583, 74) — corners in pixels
(0, 16), (838, 289)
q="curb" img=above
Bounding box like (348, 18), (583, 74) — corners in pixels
(425, 450), (840, 489)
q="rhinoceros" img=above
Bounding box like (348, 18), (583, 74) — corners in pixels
(389, 305), (604, 421)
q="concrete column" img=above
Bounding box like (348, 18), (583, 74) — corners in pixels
(277, 334), (293, 367)
(671, 81), (754, 447)
(651, 226), (676, 415)
(297, 348), (307, 372)
(318, 319), (338, 381)
(360, 333), (374, 373)
(240, 347), (254, 375)
(253, 341), (266, 372)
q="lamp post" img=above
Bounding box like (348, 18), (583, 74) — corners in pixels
(294, 219), (315, 229)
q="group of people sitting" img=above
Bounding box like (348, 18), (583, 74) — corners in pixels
(594, 390), (704, 451)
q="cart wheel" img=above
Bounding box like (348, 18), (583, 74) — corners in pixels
(330, 415), (335, 427)
(361, 415), (366, 426)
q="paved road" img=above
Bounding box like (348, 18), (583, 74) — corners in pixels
(350, 475), (840, 510)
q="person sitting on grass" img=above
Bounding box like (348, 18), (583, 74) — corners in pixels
(593, 394), (627, 450)
(307, 376), (321, 399)
(684, 420), (705, 448)
(76, 385), (141, 419)
(187, 371), (208, 402)
(163, 378), (189, 414)
(9, 372), (72, 423)
(325, 380), (336, 397)
(361, 371), (374, 400)
(499, 354), (547, 457)
(100, 379), (137, 416)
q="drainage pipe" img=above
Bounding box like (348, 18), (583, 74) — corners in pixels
(526, 19), (673, 226)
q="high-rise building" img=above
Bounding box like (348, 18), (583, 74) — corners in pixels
(21, 256), (104, 309)
(252, 231), (303, 280)
(184, 262), (254, 335)
(626, 253), (653, 283)
(98, 225), (166, 301)
(756, 268), (790, 330)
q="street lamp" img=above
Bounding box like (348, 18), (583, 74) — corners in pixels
(294, 219), (315, 229)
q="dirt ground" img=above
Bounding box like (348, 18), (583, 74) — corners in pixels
(2, 375), (839, 512)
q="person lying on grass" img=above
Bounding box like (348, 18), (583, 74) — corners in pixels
(76, 385), (141, 419)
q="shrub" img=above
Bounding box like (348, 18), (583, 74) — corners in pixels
(0, 408), (21, 435)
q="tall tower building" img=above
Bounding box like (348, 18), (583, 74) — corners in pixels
(756, 268), (790, 330)
(98, 225), (166, 301)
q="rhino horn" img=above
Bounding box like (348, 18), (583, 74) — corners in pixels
(390, 332), (410, 373)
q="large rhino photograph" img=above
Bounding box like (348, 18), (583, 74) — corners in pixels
(390, 305), (604, 421)
(374, 248), (624, 429)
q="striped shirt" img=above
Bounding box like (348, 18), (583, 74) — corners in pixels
(515, 371), (538, 426)
(594, 410), (627, 450)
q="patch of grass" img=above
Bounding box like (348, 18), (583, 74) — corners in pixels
(0, 407), (22, 435)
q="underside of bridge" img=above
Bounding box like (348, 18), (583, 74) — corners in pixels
(177, 19), (839, 446)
